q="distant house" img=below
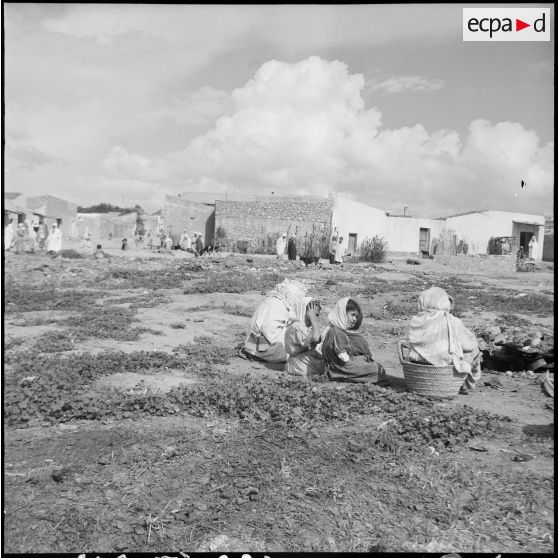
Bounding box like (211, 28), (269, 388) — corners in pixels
(3, 193), (77, 237)
(162, 195), (216, 247)
(74, 210), (162, 242)
(165, 191), (547, 261)
(214, 196), (546, 261)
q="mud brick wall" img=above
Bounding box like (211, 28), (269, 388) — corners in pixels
(215, 197), (335, 242)
(163, 196), (216, 245)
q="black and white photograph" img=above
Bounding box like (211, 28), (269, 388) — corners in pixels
(2, 3), (554, 554)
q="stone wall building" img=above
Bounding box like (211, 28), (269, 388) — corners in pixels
(215, 196), (335, 247)
(174, 191), (547, 261)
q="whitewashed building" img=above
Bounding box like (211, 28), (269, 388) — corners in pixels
(331, 198), (545, 261)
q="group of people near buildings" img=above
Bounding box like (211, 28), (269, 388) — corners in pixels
(137, 229), (218, 256)
(275, 232), (347, 264)
(4, 218), (63, 255)
(240, 279), (481, 393)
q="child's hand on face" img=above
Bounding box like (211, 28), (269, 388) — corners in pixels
(307, 301), (321, 320)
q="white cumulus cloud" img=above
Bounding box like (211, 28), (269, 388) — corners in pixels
(100, 56), (553, 216)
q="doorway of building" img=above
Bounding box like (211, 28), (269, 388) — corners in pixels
(419, 228), (430, 255)
(348, 233), (358, 254)
(520, 231), (533, 252)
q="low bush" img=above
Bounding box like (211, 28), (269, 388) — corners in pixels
(32, 331), (75, 353)
(4, 346), (510, 452)
(4, 283), (105, 313)
(360, 235), (389, 263)
(184, 271), (283, 295)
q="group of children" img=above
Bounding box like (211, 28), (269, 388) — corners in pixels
(242, 279), (386, 384)
(241, 279), (481, 392)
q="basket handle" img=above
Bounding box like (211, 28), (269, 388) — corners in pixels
(397, 340), (410, 364)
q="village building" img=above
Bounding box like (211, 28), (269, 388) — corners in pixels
(542, 215), (554, 262)
(183, 192), (546, 261)
(5, 190), (548, 262)
(4, 193), (77, 238)
(74, 213), (137, 241)
(162, 194), (217, 247)
(74, 211), (163, 242)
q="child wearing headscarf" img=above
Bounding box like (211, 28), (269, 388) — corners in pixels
(243, 279), (307, 363)
(284, 298), (325, 377)
(407, 286), (481, 393)
(321, 297), (386, 383)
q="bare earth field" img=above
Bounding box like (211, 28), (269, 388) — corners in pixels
(2, 243), (554, 554)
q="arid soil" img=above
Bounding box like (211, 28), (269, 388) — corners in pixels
(2, 243), (554, 553)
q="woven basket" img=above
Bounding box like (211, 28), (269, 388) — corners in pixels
(397, 340), (466, 398)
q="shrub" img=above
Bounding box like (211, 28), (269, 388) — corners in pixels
(297, 224), (332, 261)
(233, 240), (249, 254)
(249, 233), (277, 255)
(215, 226), (227, 240)
(360, 235), (389, 263)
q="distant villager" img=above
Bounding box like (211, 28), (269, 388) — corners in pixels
(528, 236), (539, 260)
(27, 225), (37, 253)
(15, 223), (26, 254)
(47, 224), (62, 253)
(287, 234), (297, 261)
(276, 233), (287, 260)
(179, 230), (190, 251)
(121, 238), (129, 251)
(334, 237), (345, 264)
(83, 232), (92, 251)
(4, 219), (15, 251)
(38, 220), (48, 250)
(195, 234), (204, 256)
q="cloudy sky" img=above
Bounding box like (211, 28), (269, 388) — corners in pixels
(3, 3), (554, 217)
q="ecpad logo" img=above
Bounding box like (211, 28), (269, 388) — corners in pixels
(463, 8), (551, 41)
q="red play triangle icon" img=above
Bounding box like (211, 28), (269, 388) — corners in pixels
(516, 19), (530, 31)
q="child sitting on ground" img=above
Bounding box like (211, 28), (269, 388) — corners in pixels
(94, 244), (109, 259)
(321, 297), (386, 383)
(284, 298), (325, 377)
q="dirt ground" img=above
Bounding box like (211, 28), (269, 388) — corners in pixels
(2, 243), (554, 553)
